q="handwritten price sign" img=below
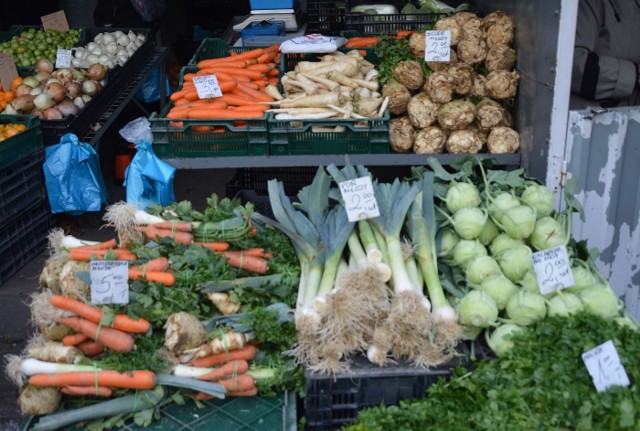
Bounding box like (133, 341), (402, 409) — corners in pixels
(56, 49), (72, 68)
(531, 245), (575, 295)
(339, 176), (380, 222)
(425, 30), (451, 62)
(0, 54), (18, 92)
(193, 75), (223, 99)
(41, 10), (70, 32)
(582, 340), (630, 392)
(90, 261), (129, 305)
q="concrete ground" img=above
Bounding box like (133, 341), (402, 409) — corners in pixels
(0, 102), (235, 430)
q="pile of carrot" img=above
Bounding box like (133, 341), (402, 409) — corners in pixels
(190, 344), (259, 398)
(167, 44), (281, 128)
(343, 30), (415, 48)
(50, 295), (151, 356)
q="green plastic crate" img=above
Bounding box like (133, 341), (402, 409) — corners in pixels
(268, 111), (390, 156)
(188, 38), (252, 65)
(21, 392), (297, 431)
(0, 115), (43, 171)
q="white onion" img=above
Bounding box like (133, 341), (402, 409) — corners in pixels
(114, 30), (125, 38)
(29, 86), (43, 96)
(117, 54), (128, 65)
(134, 39), (143, 48)
(91, 47), (104, 56)
(74, 49), (84, 59)
(81, 50), (90, 60)
(105, 59), (116, 69)
(102, 33), (116, 44)
(86, 42), (97, 51)
(137, 34), (146, 43)
(98, 55), (111, 66)
(71, 58), (82, 68)
(86, 54), (99, 64)
(128, 31), (137, 42)
(94, 34), (104, 44)
(73, 96), (85, 109)
(117, 35), (130, 46)
(105, 43), (119, 55)
(33, 93), (55, 110)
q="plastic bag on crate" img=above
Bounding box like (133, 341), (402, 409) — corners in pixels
(280, 34), (347, 53)
(43, 133), (108, 214)
(119, 117), (175, 209)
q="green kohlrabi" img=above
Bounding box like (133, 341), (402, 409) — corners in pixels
(465, 255), (502, 285)
(529, 216), (567, 251)
(495, 244), (534, 283)
(485, 323), (524, 357)
(478, 274), (518, 310)
(449, 239), (487, 269)
(505, 290), (547, 326)
(458, 290), (499, 328)
(489, 233), (525, 256)
(546, 291), (584, 317)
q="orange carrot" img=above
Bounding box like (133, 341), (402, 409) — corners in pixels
(195, 241), (230, 251)
(169, 121), (184, 128)
(186, 109), (265, 120)
(190, 344), (257, 368)
(220, 252), (268, 274)
(29, 370), (156, 390)
(396, 30), (415, 38)
(197, 48), (264, 68)
(227, 386), (259, 397)
(61, 385), (114, 397)
(57, 316), (136, 353)
(233, 82), (274, 103)
(68, 248), (137, 261)
(62, 333), (89, 346)
(50, 295), (151, 334)
(215, 374), (255, 393)
(266, 68), (280, 77)
(263, 44), (280, 54)
(246, 63), (273, 73)
(197, 359), (249, 381)
(217, 94), (263, 107)
(224, 248), (272, 258)
(230, 104), (270, 112)
(147, 221), (192, 232)
(199, 67), (264, 81)
(131, 256), (170, 272)
(138, 225), (194, 245)
(74, 239), (118, 251)
(75, 340), (106, 356)
(128, 269), (175, 286)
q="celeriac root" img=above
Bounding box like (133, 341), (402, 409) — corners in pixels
(26, 335), (84, 364)
(164, 312), (208, 354)
(17, 385), (62, 415)
(30, 291), (75, 341)
(38, 256), (68, 292)
(207, 292), (241, 315)
(102, 202), (145, 248)
(188, 330), (252, 359)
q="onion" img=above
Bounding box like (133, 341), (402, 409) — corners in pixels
(117, 54), (128, 65)
(74, 48), (84, 59)
(44, 82), (67, 103)
(104, 59), (116, 69)
(102, 33), (116, 45)
(15, 84), (34, 97)
(86, 42), (97, 51)
(114, 31), (125, 38)
(82, 80), (101, 96)
(43, 108), (63, 120)
(46, 78), (62, 85)
(98, 55), (111, 66)
(35, 58), (54, 74)
(128, 31), (137, 42)
(2, 103), (17, 115)
(81, 94), (92, 103)
(91, 47), (104, 56)
(72, 69), (86, 81)
(94, 34), (104, 44)
(11, 94), (35, 113)
(34, 71), (51, 83)
(23, 76), (40, 88)
(87, 64), (108, 81)
(31, 109), (44, 119)
(65, 82), (82, 99)
(33, 93), (55, 110)
(73, 96), (86, 109)
(29, 86), (43, 96)
(53, 68), (73, 85)
(117, 35), (130, 46)
(86, 54), (99, 64)
(56, 99), (80, 117)
(105, 43), (119, 55)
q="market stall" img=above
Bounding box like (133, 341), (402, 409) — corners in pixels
(1, 1), (639, 430)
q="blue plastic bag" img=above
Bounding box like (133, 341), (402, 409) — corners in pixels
(134, 66), (172, 103)
(120, 117), (175, 209)
(43, 134), (108, 214)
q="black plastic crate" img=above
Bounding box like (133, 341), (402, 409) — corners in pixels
(0, 200), (54, 286)
(306, 1), (347, 35)
(39, 27), (153, 145)
(233, 189), (275, 218)
(303, 354), (457, 430)
(0, 147), (47, 230)
(345, 0), (446, 35)
(226, 167), (318, 197)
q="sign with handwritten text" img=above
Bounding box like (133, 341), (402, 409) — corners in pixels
(425, 30), (451, 62)
(339, 176), (380, 222)
(56, 49), (72, 68)
(0, 54), (18, 92)
(582, 340), (630, 392)
(193, 74), (223, 99)
(41, 10), (70, 32)
(90, 260), (129, 305)
(531, 245), (575, 295)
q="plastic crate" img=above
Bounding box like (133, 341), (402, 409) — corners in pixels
(251, 0), (298, 9)
(21, 392), (297, 431)
(306, 1), (347, 35)
(304, 354), (457, 430)
(0, 199), (53, 286)
(38, 27), (153, 145)
(0, 146), (47, 230)
(0, 114), (43, 171)
(268, 111), (390, 156)
(226, 167), (318, 196)
(188, 38), (249, 65)
(234, 189), (276, 218)
(345, 0), (447, 35)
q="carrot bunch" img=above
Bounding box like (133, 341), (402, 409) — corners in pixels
(343, 30), (415, 48)
(50, 295), (151, 355)
(167, 44), (281, 127)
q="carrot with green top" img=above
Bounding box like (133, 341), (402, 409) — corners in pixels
(57, 316), (136, 353)
(29, 370), (156, 390)
(128, 269), (175, 286)
(190, 344), (257, 368)
(61, 385), (114, 397)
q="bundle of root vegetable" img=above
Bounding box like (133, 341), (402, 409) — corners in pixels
(379, 10), (520, 155)
(267, 50), (388, 123)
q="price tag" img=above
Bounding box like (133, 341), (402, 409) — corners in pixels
(531, 245), (575, 295)
(90, 260), (129, 305)
(193, 75), (223, 99)
(339, 176), (380, 222)
(55, 49), (72, 68)
(425, 30), (451, 62)
(41, 10), (70, 32)
(0, 53), (18, 92)
(582, 340), (630, 392)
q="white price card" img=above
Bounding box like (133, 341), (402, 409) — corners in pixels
(90, 260), (129, 305)
(425, 30), (451, 62)
(193, 75), (222, 99)
(582, 340), (630, 392)
(41, 10), (70, 32)
(531, 245), (575, 295)
(0, 53), (18, 92)
(339, 176), (380, 222)
(55, 49), (72, 68)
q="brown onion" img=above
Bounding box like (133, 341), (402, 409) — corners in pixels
(11, 94), (35, 113)
(34, 71), (51, 83)
(33, 93), (55, 111)
(31, 109), (44, 119)
(81, 80), (101, 96)
(15, 84), (34, 97)
(35, 58), (54, 74)
(56, 99), (80, 117)
(87, 63), (108, 81)
(53, 68), (73, 85)
(44, 82), (67, 103)
(65, 82), (82, 99)
(43, 108), (63, 120)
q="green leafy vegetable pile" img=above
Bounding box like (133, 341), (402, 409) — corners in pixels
(346, 312), (640, 430)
